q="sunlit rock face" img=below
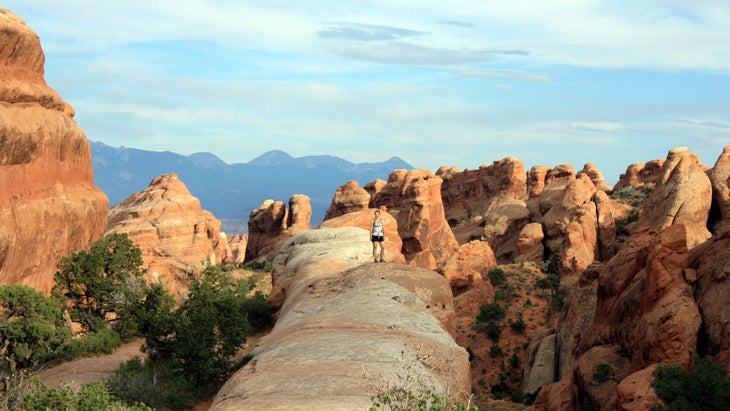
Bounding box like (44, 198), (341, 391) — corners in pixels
(0, 8), (109, 293)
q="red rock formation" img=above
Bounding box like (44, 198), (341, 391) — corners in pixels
(228, 234), (248, 266)
(246, 194), (312, 263)
(578, 224), (701, 371)
(0, 9), (109, 293)
(286, 194), (311, 235)
(363, 178), (386, 207)
(106, 174), (230, 296)
(613, 159), (665, 190)
(440, 240), (496, 295)
(708, 146), (730, 232)
(481, 199), (531, 263)
(515, 222), (545, 262)
(578, 162), (612, 191)
(440, 157), (527, 226)
(616, 365), (663, 411)
(527, 165), (551, 198)
(634, 147), (712, 248)
(323, 181), (370, 221)
(690, 226), (730, 370)
(245, 199), (286, 262)
(542, 173), (599, 276)
(371, 169), (408, 215)
(397, 169), (459, 269)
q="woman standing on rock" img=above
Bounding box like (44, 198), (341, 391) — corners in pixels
(371, 210), (385, 263)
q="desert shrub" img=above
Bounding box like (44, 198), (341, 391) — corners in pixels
(13, 377), (151, 411)
(0, 284), (70, 371)
(652, 356), (730, 410)
(107, 357), (192, 410)
(509, 353), (521, 370)
(509, 318), (526, 334)
(487, 268), (506, 287)
(476, 303), (505, 323)
(241, 290), (275, 331)
(593, 363), (614, 383)
(62, 328), (122, 359)
(483, 321), (502, 342)
(490, 344), (504, 358)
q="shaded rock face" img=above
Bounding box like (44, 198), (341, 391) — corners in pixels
(246, 194), (312, 262)
(0, 9), (109, 293)
(106, 174), (229, 296)
(613, 159), (665, 190)
(371, 169), (408, 215)
(319, 208), (405, 266)
(481, 199), (531, 263)
(439, 157), (527, 226)
(211, 228), (470, 410)
(708, 146), (730, 232)
(579, 224), (701, 371)
(323, 180), (371, 221)
(691, 227), (730, 367)
(397, 169), (459, 269)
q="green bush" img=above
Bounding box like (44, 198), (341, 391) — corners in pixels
(0, 284), (70, 371)
(490, 344), (504, 358)
(483, 321), (502, 342)
(52, 233), (145, 333)
(107, 357), (193, 410)
(487, 268), (506, 287)
(12, 377), (151, 411)
(509, 318), (526, 334)
(593, 363), (614, 383)
(476, 303), (506, 323)
(652, 356), (730, 410)
(63, 328), (123, 359)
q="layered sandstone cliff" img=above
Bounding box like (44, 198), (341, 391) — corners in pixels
(106, 174), (230, 297)
(211, 227), (470, 410)
(0, 9), (109, 293)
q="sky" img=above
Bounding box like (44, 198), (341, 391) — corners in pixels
(4, 1), (729, 185)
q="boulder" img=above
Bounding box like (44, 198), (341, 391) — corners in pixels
(323, 181), (371, 221)
(211, 227), (470, 410)
(634, 147), (712, 248)
(522, 332), (557, 396)
(0, 9), (108, 293)
(616, 364), (663, 411)
(286, 194), (312, 235)
(573, 345), (631, 411)
(106, 174), (230, 297)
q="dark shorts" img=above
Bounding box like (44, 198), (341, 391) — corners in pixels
(371, 235), (384, 242)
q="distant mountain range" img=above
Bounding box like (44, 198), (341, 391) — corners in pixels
(90, 141), (413, 233)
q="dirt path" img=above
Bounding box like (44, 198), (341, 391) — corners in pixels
(38, 340), (145, 390)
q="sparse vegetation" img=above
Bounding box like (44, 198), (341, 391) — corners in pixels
(593, 363), (614, 383)
(476, 303), (506, 323)
(651, 356), (730, 410)
(487, 268), (506, 287)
